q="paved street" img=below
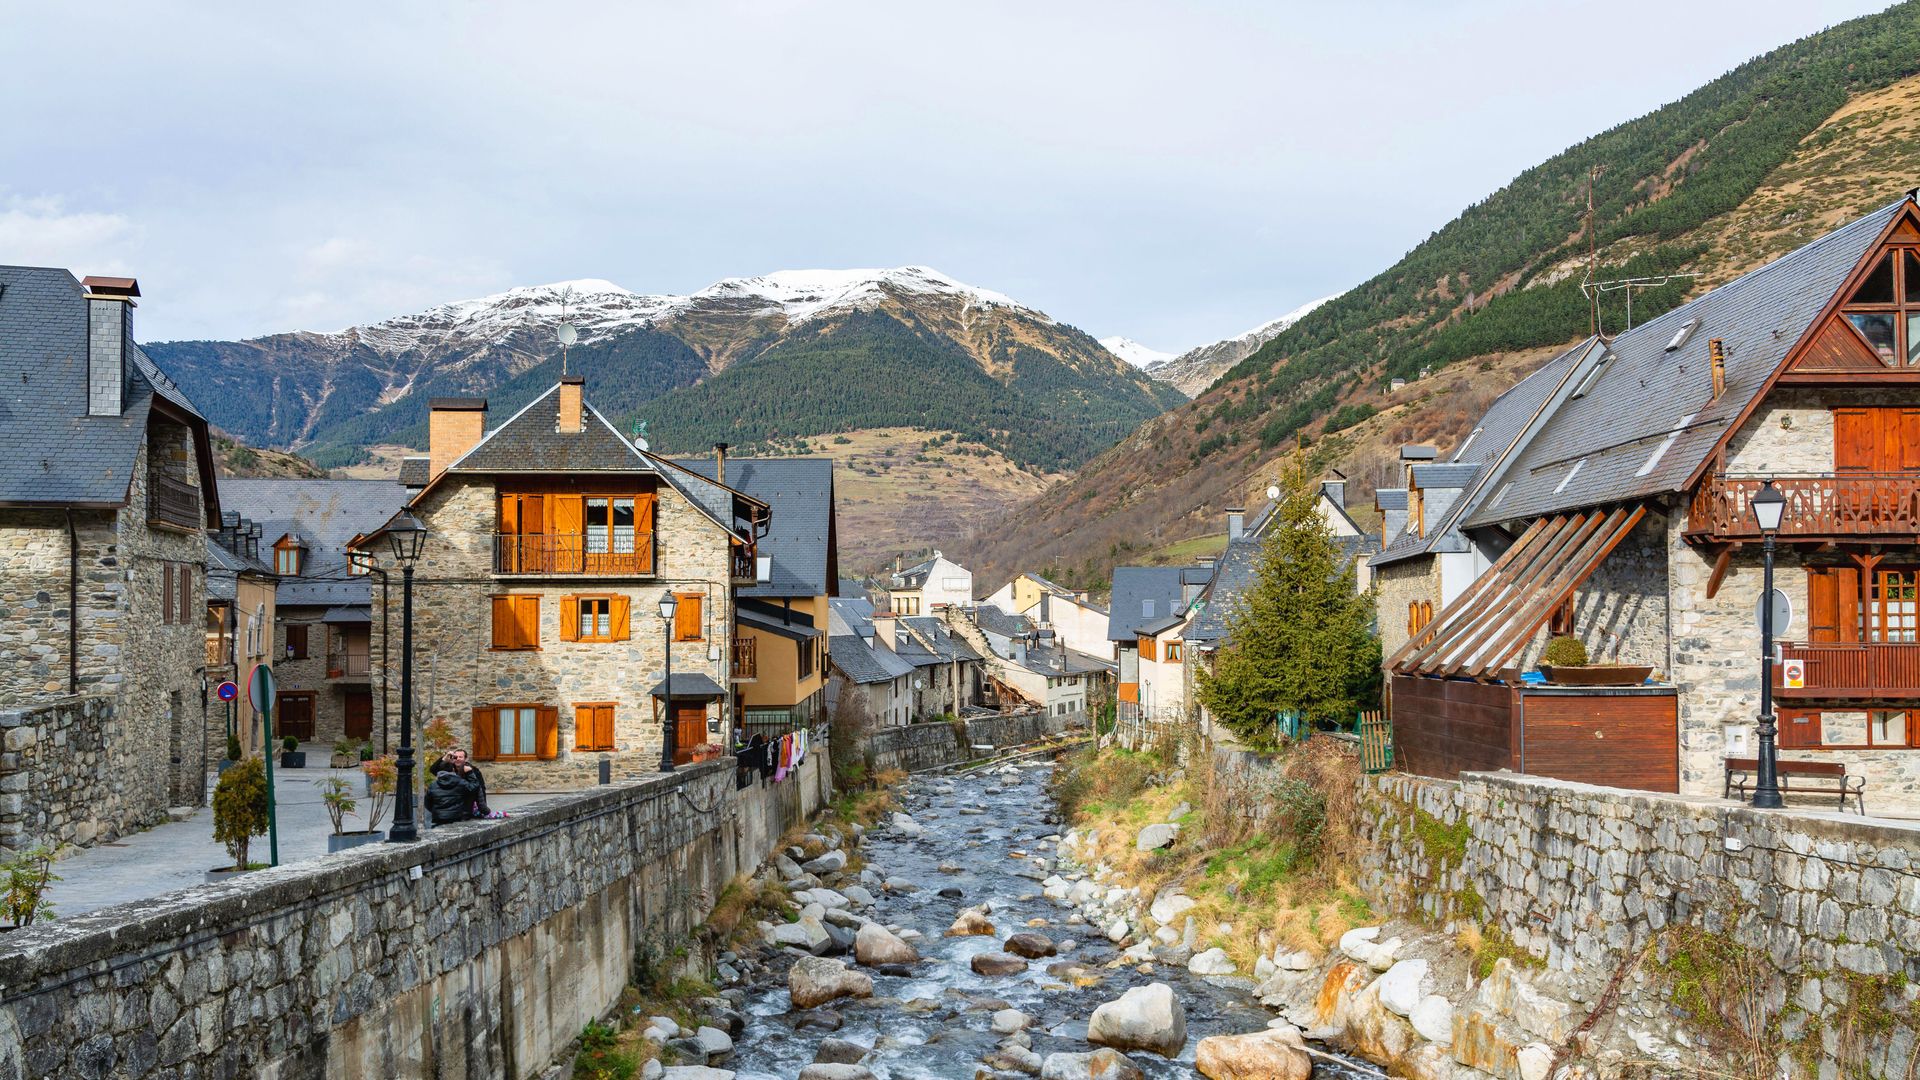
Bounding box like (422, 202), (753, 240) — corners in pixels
(43, 748), (551, 917)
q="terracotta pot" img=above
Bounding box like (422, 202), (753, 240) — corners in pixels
(1540, 664), (1653, 686)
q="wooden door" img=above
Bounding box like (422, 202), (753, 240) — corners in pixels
(551, 495), (584, 572)
(1833, 407), (1920, 471)
(276, 692), (314, 740)
(344, 690), (373, 740)
(673, 702), (708, 765)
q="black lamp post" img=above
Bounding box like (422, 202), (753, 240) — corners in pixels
(386, 510), (428, 841)
(659, 589), (678, 772)
(1750, 480), (1787, 810)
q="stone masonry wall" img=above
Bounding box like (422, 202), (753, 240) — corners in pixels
(0, 750), (828, 1080)
(1374, 556), (1441, 659)
(1514, 506), (1673, 675)
(863, 709), (1067, 774)
(0, 694), (160, 853)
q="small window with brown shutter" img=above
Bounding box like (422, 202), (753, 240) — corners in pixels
(673, 591), (703, 642)
(574, 703), (616, 752)
(490, 595), (540, 650)
(286, 623), (309, 660)
(565, 594), (632, 643)
(474, 703), (559, 760)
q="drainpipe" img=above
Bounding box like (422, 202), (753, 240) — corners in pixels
(66, 510), (78, 695)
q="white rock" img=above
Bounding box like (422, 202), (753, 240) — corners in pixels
(1517, 1043), (1554, 1080)
(659, 1068), (735, 1080)
(1411, 995), (1454, 1045)
(853, 922), (919, 967)
(1375, 958), (1429, 1016)
(1187, 948), (1236, 976)
(802, 849), (848, 875)
(1122, 941), (1154, 962)
(1039, 1049), (1144, 1080)
(992, 1008), (1031, 1034)
(841, 885), (875, 908)
(1366, 936), (1403, 972)
(1253, 956), (1277, 982)
(1337, 926), (1381, 963)
(1136, 823), (1178, 851)
(1106, 918), (1130, 943)
(1148, 891), (1196, 926)
(890, 812), (924, 836)
(1086, 982), (1187, 1058)
(1274, 948), (1315, 971)
(642, 1060), (663, 1080)
(693, 1026), (733, 1060)
(1153, 927), (1180, 946)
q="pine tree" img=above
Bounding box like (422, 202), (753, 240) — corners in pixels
(1197, 462), (1379, 744)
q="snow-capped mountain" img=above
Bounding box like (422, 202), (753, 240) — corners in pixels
(1098, 336), (1177, 368)
(1142, 294), (1340, 397)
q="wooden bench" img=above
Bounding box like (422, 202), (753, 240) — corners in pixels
(1723, 757), (1866, 814)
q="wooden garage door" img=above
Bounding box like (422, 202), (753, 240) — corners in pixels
(1520, 693), (1678, 793)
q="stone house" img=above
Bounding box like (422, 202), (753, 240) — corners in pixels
(0, 269), (219, 851)
(364, 380), (767, 789)
(826, 597), (917, 729)
(1391, 195), (1920, 811)
(955, 604), (1111, 719)
(204, 517), (276, 759)
(218, 478), (409, 751)
(981, 571), (1113, 661)
(883, 550), (972, 614)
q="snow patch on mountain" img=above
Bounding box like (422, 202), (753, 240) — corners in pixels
(1098, 336), (1176, 368)
(694, 266), (1028, 324)
(1143, 293), (1341, 396)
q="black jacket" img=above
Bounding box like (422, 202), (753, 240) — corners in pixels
(425, 770), (481, 826)
(429, 760), (492, 817)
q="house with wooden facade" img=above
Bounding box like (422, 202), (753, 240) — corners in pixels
(1389, 195), (1920, 810)
(365, 379), (768, 788)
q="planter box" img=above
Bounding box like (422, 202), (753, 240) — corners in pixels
(329, 753), (355, 769)
(281, 751), (307, 769)
(1540, 664), (1653, 687)
(204, 867), (258, 884)
(327, 830), (386, 853)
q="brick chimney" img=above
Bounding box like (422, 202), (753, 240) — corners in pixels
(872, 611), (898, 652)
(428, 397), (488, 478)
(81, 276), (139, 417)
(557, 377), (584, 433)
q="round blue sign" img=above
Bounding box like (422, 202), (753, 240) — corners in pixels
(216, 680), (238, 702)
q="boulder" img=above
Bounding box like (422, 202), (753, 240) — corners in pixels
(774, 853), (804, 879)
(1517, 1043), (1555, 1080)
(890, 813), (925, 836)
(1106, 918), (1129, 943)
(853, 923), (919, 967)
(813, 1038), (868, 1064)
(1187, 948), (1235, 976)
(1376, 958), (1429, 1018)
(985, 1045), (1045, 1075)
(992, 1008), (1031, 1034)
(1135, 823), (1178, 852)
(789, 957), (874, 1009)
(1148, 891), (1196, 926)
(882, 877), (918, 893)
(1411, 995), (1455, 1046)
(692, 1026), (733, 1061)
(841, 885), (876, 908)
(1193, 1027), (1311, 1080)
(1004, 932), (1057, 959)
(1366, 936), (1403, 972)
(1274, 948), (1315, 971)
(796, 1066), (876, 1080)
(802, 850), (848, 875)
(658, 1069), (735, 1080)
(971, 952), (1030, 977)
(1337, 926), (1381, 963)
(1039, 1049), (1146, 1080)
(1086, 982), (1187, 1058)
(767, 914), (831, 954)
(947, 908), (996, 936)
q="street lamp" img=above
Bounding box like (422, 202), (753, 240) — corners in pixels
(1749, 480), (1787, 810)
(386, 510), (427, 842)
(658, 590), (678, 772)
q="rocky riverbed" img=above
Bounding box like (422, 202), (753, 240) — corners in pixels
(692, 759), (1377, 1080)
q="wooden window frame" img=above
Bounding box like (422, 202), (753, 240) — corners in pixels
(274, 538), (303, 577)
(574, 701), (617, 752)
(490, 594), (541, 651)
(673, 591), (704, 643)
(1166, 641), (1183, 663)
(1835, 247), (1920, 367)
(475, 702), (557, 761)
(1779, 707), (1920, 751)
(576, 594), (615, 643)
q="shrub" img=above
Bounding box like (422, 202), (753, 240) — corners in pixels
(1542, 635), (1588, 667)
(362, 756), (397, 832)
(1, 844), (61, 926)
(212, 757), (270, 870)
(333, 738), (355, 757)
(828, 693), (873, 791)
(358, 741), (375, 762)
(225, 734), (242, 762)
(282, 735), (298, 752)
(319, 776), (355, 834)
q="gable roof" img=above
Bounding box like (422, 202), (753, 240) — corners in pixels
(829, 633), (915, 684)
(1466, 199), (1905, 528)
(675, 457), (835, 598)
(1107, 566), (1206, 640)
(0, 265), (216, 515)
(891, 555), (938, 589)
(218, 479), (408, 593)
(973, 603), (1035, 640)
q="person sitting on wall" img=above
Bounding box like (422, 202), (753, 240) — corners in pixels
(425, 763), (482, 827)
(430, 748), (501, 819)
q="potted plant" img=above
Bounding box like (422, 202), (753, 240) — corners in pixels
(361, 755), (397, 838)
(208, 756), (270, 882)
(1539, 635), (1652, 687)
(689, 742), (724, 763)
(218, 734), (242, 777)
(1, 845), (60, 930)
(280, 735), (306, 769)
(358, 741), (376, 763)
(322, 776), (384, 852)
(329, 738), (356, 769)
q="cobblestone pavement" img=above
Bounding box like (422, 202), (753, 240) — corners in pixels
(42, 746), (553, 917)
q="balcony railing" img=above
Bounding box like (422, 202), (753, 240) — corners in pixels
(492, 533), (655, 576)
(732, 544), (757, 583)
(148, 471), (202, 530)
(328, 651), (371, 679)
(732, 636), (758, 681)
(1690, 474), (1920, 540)
(1777, 641), (1920, 698)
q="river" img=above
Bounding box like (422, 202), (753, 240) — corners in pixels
(722, 756), (1374, 1078)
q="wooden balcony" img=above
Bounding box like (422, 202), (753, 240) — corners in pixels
(732, 636), (757, 682)
(1688, 474), (1920, 541)
(732, 544), (758, 583)
(147, 471), (202, 530)
(1776, 641), (1920, 699)
(492, 533), (655, 576)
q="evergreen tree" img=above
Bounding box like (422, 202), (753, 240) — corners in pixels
(1197, 463), (1378, 744)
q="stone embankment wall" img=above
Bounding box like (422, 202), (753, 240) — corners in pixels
(0, 693), (161, 854)
(863, 710), (1073, 774)
(0, 751), (827, 1080)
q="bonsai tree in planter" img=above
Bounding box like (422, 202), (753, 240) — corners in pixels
(1, 844), (60, 928)
(361, 756), (397, 834)
(280, 735), (305, 769)
(212, 756), (270, 872)
(319, 776), (356, 835)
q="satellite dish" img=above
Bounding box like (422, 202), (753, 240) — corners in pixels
(1266, 485), (1281, 501)
(557, 323), (578, 347)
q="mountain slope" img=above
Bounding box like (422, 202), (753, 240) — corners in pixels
(1099, 336), (1176, 368)
(954, 1), (1920, 591)
(147, 268), (1184, 474)
(1142, 295), (1339, 397)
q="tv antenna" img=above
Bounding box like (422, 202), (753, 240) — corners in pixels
(1581, 272), (1699, 334)
(558, 322), (578, 374)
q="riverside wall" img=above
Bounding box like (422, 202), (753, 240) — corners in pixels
(0, 750), (828, 1080)
(863, 710), (1073, 774)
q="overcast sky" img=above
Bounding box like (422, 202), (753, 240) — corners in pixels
(0, 1), (1894, 351)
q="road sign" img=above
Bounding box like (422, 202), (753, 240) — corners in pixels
(216, 680), (238, 702)
(1783, 659), (1806, 690)
(247, 664), (275, 711)
(1755, 588), (1793, 636)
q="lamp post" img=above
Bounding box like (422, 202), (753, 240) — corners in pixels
(1750, 480), (1787, 810)
(659, 590), (678, 772)
(386, 511), (428, 841)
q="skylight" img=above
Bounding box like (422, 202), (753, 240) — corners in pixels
(1637, 413), (1696, 478)
(1665, 318), (1701, 353)
(1454, 428), (1482, 459)
(1553, 458), (1586, 495)
(1571, 351), (1616, 399)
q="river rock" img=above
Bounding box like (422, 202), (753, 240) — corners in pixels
(1106, 918), (1129, 943)
(774, 853), (804, 880)
(1086, 982), (1186, 1057)
(1253, 957), (1276, 981)
(890, 813), (925, 836)
(803, 850), (848, 875)
(822, 922), (856, 956)
(1376, 958), (1429, 1016)
(1274, 948), (1315, 971)
(992, 1008), (1031, 1034)
(854, 923), (919, 967)
(986, 1045), (1045, 1075)
(883, 877), (918, 893)
(1039, 1048), (1145, 1080)
(971, 952), (1030, 977)
(1188, 948), (1235, 976)
(1004, 932), (1057, 959)
(841, 885), (875, 908)
(768, 914), (832, 954)
(1338, 925), (1380, 963)
(796, 1066), (876, 1080)
(822, 909), (863, 930)
(813, 1038), (868, 1064)
(1517, 1043), (1555, 1080)
(1411, 995), (1455, 1045)
(659, 1068), (734, 1080)
(789, 957), (874, 1009)
(692, 1026), (733, 1060)
(1193, 1027), (1310, 1080)
(1135, 823), (1178, 851)
(1148, 891), (1195, 926)
(948, 907), (996, 936)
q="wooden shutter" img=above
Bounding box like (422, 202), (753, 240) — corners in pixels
(1835, 408), (1876, 471)
(675, 592), (702, 641)
(472, 706), (497, 761)
(516, 596), (540, 649)
(288, 624), (308, 659)
(596, 705), (614, 750)
(574, 704), (595, 751)
(1809, 568), (1840, 643)
(181, 565), (192, 626)
(1901, 410), (1920, 470)
(491, 596), (513, 648)
(536, 706), (559, 759)
(1779, 708), (1823, 749)
(163, 563), (176, 624)
(637, 494), (657, 573)
(552, 495), (584, 572)
(610, 594), (631, 642)
(559, 595), (580, 642)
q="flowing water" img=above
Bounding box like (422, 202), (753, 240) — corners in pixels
(724, 757), (1374, 1079)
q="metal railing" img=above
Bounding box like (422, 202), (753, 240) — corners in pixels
(492, 532), (655, 575)
(327, 651), (372, 678)
(1690, 474), (1920, 539)
(148, 472), (201, 529)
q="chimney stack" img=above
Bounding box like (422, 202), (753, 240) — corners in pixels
(81, 277), (139, 417)
(714, 442), (730, 485)
(428, 398), (488, 479)
(872, 611), (898, 652)
(1014, 635), (1029, 664)
(1709, 338), (1726, 400)
(557, 377), (584, 434)
(1226, 508), (1245, 542)
(1321, 475), (1347, 508)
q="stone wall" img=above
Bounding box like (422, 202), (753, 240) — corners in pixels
(1514, 506), (1673, 674)
(863, 709), (1068, 774)
(0, 694), (165, 853)
(0, 749), (828, 1080)
(1373, 556), (1440, 659)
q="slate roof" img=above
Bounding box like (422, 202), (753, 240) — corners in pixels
(739, 603), (822, 640)
(1375, 489), (1408, 511)
(219, 479), (409, 581)
(829, 633), (915, 684)
(829, 596), (875, 636)
(1465, 200), (1904, 527)
(398, 457), (430, 487)
(676, 457), (835, 598)
(1187, 525), (1381, 646)
(276, 579), (374, 608)
(0, 265), (212, 509)
(1010, 640), (1115, 678)
(1107, 566), (1205, 640)
(891, 556), (937, 589)
(974, 603), (1035, 640)
(897, 616), (984, 666)
(648, 673), (728, 699)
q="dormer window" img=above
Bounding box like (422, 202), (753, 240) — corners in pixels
(274, 537), (305, 577)
(1839, 250), (1920, 366)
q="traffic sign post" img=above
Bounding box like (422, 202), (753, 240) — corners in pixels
(246, 664), (281, 867)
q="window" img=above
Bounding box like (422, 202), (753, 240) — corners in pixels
(798, 637), (816, 679)
(473, 704), (557, 760)
(490, 594), (541, 650)
(1866, 570), (1920, 644)
(585, 497), (639, 554)
(1836, 250), (1920, 366)
(1779, 708), (1920, 750)
(1407, 602), (1434, 635)
(891, 595), (920, 615)
(286, 623), (309, 660)
(274, 539), (303, 577)
(1166, 641), (1183, 663)
(673, 591), (704, 642)
(574, 703), (616, 752)
(562, 594), (629, 643)
(346, 549), (370, 576)
(1549, 599), (1574, 637)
